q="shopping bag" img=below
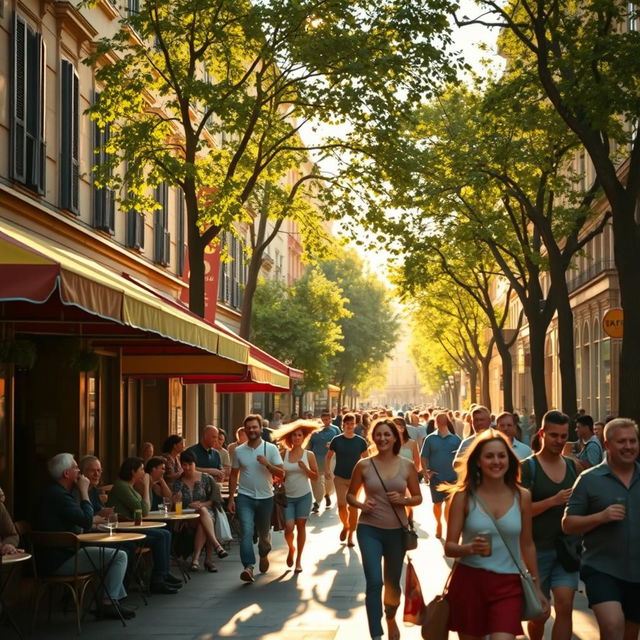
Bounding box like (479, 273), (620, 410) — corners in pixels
(214, 507), (233, 543)
(403, 557), (426, 625)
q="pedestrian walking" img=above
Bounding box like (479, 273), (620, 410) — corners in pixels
(227, 414), (285, 583)
(420, 411), (461, 538)
(520, 410), (580, 640)
(563, 418), (640, 640)
(441, 429), (548, 639)
(307, 412), (340, 512)
(272, 420), (320, 573)
(347, 418), (422, 640)
(326, 412), (369, 546)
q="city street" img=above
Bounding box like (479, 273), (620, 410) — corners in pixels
(22, 486), (598, 640)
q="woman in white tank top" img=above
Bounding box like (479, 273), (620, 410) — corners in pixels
(272, 421), (319, 573)
(439, 429), (549, 639)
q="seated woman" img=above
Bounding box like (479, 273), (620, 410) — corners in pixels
(172, 449), (228, 573)
(0, 489), (22, 555)
(107, 457), (183, 594)
(140, 456), (172, 510)
(161, 435), (185, 485)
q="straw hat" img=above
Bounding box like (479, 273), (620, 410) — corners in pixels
(271, 419), (322, 445)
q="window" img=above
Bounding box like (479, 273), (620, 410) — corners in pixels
(154, 182), (170, 266)
(12, 15), (46, 194)
(218, 232), (244, 309)
(176, 191), (186, 276)
(93, 93), (115, 233)
(126, 208), (145, 250)
(60, 61), (79, 213)
(629, 3), (638, 32)
(127, 0), (139, 16)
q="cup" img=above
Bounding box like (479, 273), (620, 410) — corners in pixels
(163, 497), (171, 513)
(107, 513), (118, 536)
(477, 530), (492, 556)
(614, 496), (627, 517)
(175, 501), (183, 515)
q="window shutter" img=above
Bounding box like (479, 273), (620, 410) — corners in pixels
(60, 61), (79, 213)
(34, 33), (46, 195)
(231, 235), (239, 307)
(11, 15), (27, 183)
(176, 193), (185, 276)
(154, 183), (170, 265)
(93, 98), (115, 234)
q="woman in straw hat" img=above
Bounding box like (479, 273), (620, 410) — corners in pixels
(272, 420), (320, 572)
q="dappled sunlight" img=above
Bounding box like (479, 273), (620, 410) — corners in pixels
(216, 603), (264, 636)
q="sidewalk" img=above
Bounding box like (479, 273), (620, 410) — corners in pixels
(18, 487), (597, 639)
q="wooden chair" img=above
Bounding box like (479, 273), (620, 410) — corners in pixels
(28, 531), (96, 634)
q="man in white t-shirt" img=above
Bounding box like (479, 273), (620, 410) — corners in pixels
(228, 414), (284, 583)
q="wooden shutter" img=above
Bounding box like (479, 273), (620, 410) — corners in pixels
(60, 61), (79, 213)
(93, 109), (115, 234)
(34, 32), (46, 194)
(154, 183), (170, 265)
(176, 192), (185, 276)
(12, 15), (27, 183)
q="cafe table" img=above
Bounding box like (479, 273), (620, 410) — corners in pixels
(144, 511), (200, 579)
(0, 552), (32, 639)
(77, 531), (146, 626)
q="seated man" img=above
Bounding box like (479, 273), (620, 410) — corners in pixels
(78, 455), (112, 526)
(37, 453), (134, 620)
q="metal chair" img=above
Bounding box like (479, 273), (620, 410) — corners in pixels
(29, 531), (96, 634)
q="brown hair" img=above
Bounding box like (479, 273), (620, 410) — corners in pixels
(243, 413), (263, 428)
(371, 418), (402, 456)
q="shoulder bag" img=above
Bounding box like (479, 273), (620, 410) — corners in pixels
(421, 563), (454, 640)
(370, 459), (418, 551)
(473, 491), (544, 621)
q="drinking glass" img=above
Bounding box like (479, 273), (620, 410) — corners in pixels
(163, 497), (172, 514)
(107, 513), (118, 536)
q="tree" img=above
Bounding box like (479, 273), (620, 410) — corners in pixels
(319, 255), (399, 404)
(86, 0), (455, 317)
(250, 270), (349, 390)
(460, 1), (640, 420)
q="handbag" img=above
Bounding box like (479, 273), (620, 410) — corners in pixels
(473, 492), (543, 621)
(214, 507), (233, 543)
(421, 565), (454, 640)
(403, 557), (426, 625)
(370, 459), (418, 551)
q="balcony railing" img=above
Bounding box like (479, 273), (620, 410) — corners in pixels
(566, 260), (617, 293)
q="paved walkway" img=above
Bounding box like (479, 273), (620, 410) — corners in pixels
(18, 487), (598, 639)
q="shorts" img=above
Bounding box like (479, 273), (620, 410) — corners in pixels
(447, 563), (523, 636)
(537, 548), (579, 598)
(581, 565), (640, 623)
(283, 492), (312, 521)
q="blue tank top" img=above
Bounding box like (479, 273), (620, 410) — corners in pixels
(460, 493), (522, 574)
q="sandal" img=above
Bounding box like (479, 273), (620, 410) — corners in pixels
(216, 546), (229, 559)
(204, 560), (218, 573)
(190, 562), (200, 572)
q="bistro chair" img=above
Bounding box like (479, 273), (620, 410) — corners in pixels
(29, 531), (96, 634)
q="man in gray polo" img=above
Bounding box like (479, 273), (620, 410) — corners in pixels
(563, 418), (640, 640)
(227, 414), (284, 583)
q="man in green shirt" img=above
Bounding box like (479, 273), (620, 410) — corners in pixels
(521, 410), (579, 640)
(563, 418), (640, 640)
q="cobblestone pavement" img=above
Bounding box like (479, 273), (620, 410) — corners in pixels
(14, 486), (598, 639)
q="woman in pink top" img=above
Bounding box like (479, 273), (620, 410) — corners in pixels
(347, 418), (422, 640)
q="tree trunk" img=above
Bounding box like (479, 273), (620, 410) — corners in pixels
(552, 277), (577, 418)
(495, 338), (514, 412)
(239, 251), (264, 339)
(528, 316), (548, 422)
(612, 195), (640, 422)
(468, 364), (478, 406)
(480, 354), (491, 410)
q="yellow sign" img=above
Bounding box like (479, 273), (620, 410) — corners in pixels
(603, 308), (623, 339)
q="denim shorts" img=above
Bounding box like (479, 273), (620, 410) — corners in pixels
(284, 491), (312, 521)
(537, 548), (579, 598)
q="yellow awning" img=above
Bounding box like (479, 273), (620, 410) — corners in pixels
(0, 220), (248, 364)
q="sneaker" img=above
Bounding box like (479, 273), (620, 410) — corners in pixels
(325, 495), (331, 508)
(240, 566), (255, 583)
(312, 502), (320, 513)
(259, 555), (270, 573)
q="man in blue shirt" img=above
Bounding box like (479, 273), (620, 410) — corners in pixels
(307, 412), (340, 512)
(185, 425), (224, 481)
(573, 415), (604, 471)
(563, 418), (640, 640)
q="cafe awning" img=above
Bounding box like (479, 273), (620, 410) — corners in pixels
(0, 220), (247, 364)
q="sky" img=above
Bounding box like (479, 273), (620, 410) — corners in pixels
(340, 1), (504, 288)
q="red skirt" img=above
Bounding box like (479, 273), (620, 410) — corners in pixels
(447, 563), (523, 636)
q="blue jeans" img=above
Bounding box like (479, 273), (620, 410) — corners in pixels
(236, 494), (273, 568)
(144, 527), (172, 580)
(356, 524), (405, 638)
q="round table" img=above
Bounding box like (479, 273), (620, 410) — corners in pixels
(1, 553), (31, 639)
(115, 521), (167, 531)
(77, 531), (146, 625)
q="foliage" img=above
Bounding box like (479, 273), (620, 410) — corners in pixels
(319, 254), (399, 394)
(84, 0), (456, 315)
(250, 270), (349, 390)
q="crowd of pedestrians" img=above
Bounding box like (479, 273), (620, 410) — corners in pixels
(1, 404), (638, 640)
